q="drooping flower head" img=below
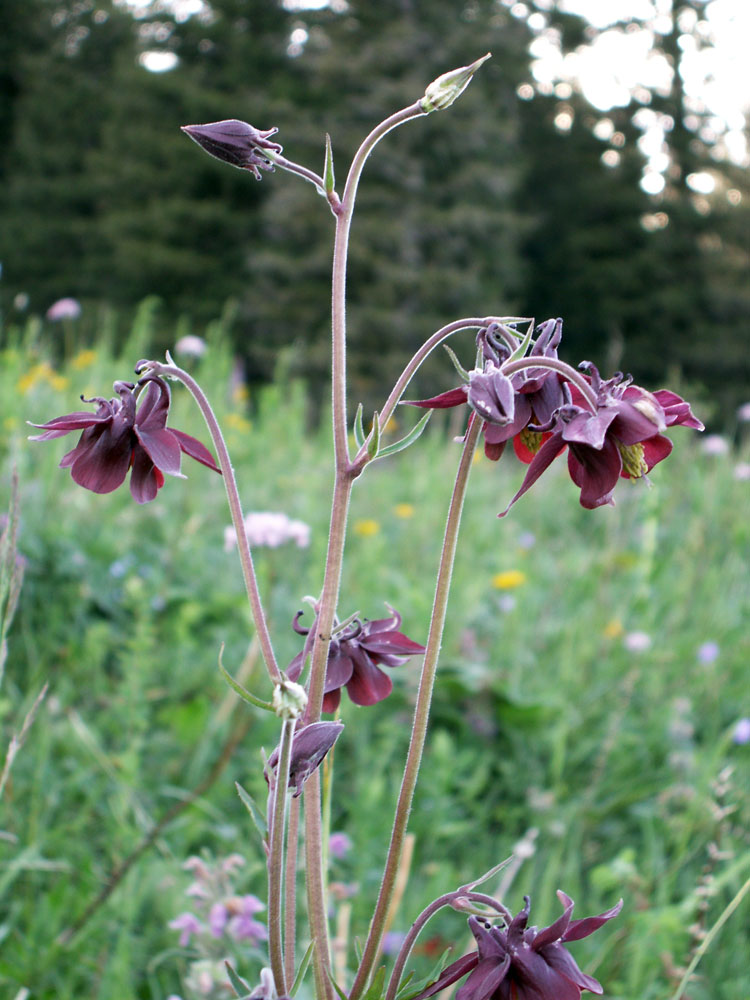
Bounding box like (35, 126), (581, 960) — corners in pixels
(500, 364), (703, 514)
(288, 605), (426, 712)
(29, 375), (220, 503)
(406, 319), (566, 461)
(413, 892), (622, 1000)
(181, 119), (282, 179)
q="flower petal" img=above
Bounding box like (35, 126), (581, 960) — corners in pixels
(530, 894), (574, 950)
(499, 432), (567, 517)
(68, 426), (133, 494)
(456, 955), (511, 1000)
(567, 440), (621, 509)
(129, 447), (164, 503)
(562, 898), (623, 942)
(134, 425), (183, 477)
(345, 648), (393, 705)
(507, 947), (583, 1000)
(410, 953), (479, 1000)
(403, 387), (469, 409)
(170, 428), (221, 471)
(537, 942), (603, 995)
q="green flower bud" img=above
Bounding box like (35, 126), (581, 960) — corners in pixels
(272, 678), (308, 719)
(420, 53), (491, 113)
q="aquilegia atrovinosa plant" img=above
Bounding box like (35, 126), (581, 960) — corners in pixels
(30, 56), (704, 1000)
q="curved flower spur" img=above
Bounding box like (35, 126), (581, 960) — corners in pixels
(29, 374), (220, 503)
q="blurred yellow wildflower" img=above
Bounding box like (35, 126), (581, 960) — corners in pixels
(393, 503), (414, 519)
(472, 450), (483, 465)
(17, 362), (69, 395)
(354, 519), (380, 537)
(233, 384), (250, 404)
(71, 349), (97, 370)
(225, 413), (252, 433)
(492, 569), (527, 590)
(384, 416), (399, 433)
(603, 619), (624, 639)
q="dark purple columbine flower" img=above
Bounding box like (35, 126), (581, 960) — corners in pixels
(500, 365), (703, 514)
(413, 892), (622, 1000)
(406, 320), (566, 462)
(29, 375), (220, 503)
(288, 606), (425, 713)
(181, 119), (282, 179)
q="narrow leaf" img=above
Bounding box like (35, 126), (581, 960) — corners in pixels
(464, 856), (513, 890)
(218, 644), (273, 712)
(367, 410), (381, 459)
(374, 410), (432, 460)
(235, 781), (268, 842)
(330, 974), (349, 1000)
(224, 961), (254, 998)
(324, 133), (335, 195)
(353, 403), (366, 449)
(290, 940), (316, 996)
(363, 965), (387, 1000)
(443, 344), (470, 383)
(507, 319), (535, 363)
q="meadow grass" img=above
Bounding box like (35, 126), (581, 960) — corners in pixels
(1, 315), (749, 999)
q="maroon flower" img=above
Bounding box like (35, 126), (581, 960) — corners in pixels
(413, 892), (622, 1000)
(406, 320), (566, 461)
(288, 606), (425, 713)
(181, 119), (282, 179)
(500, 365), (703, 514)
(29, 375), (220, 503)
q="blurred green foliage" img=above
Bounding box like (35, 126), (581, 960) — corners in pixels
(1, 317), (749, 998)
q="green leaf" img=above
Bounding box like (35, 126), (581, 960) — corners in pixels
(373, 410), (432, 461)
(290, 940), (316, 996)
(363, 964), (387, 1000)
(353, 403), (366, 449)
(324, 133), (335, 195)
(218, 644), (273, 712)
(506, 318), (535, 363)
(443, 343), (470, 383)
(235, 781), (268, 842)
(367, 410), (381, 458)
(330, 974), (349, 1000)
(224, 961), (254, 998)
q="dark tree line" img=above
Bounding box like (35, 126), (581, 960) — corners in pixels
(1, 0), (747, 420)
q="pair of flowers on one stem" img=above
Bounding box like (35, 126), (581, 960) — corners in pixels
(408, 318), (703, 512)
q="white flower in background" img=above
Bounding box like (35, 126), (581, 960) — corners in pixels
(736, 401), (750, 423)
(46, 297), (81, 321)
(174, 334), (207, 357)
(623, 631), (652, 653)
(224, 511), (311, 551)
(700, 434), (729, 456)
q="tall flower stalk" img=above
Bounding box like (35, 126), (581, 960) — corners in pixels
(29, 52), (703, 1000)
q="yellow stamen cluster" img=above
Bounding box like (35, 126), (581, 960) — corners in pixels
(617, 441), (648, 479)
(519, 426), (544, 455)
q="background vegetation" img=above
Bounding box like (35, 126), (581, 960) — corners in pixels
(1, 318), (749, 999)
(1, 1), (749, 997)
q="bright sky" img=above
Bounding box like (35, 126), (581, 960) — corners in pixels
(514, 0), (750, 191)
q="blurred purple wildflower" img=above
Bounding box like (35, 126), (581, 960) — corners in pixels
(226, 895), (268, 943)
(732, 718), (750, 745)
(225, 511), (311, 551)
(169, 911), (204, 947)
(46, 297), (81, 321)
(696, 641), (720, 664)
(329, 832), (352, 859)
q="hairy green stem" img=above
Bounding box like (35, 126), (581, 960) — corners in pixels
(285, 795), (301, 985)
(269, 719), (294, 996)
(349, 415), (482, 1000)
(142, 362), (282, 683)
(303, 101), (429, 1000)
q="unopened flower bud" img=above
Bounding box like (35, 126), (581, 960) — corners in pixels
(420, 53), (491, 113)
(181, 120), (282, 179)
(272, 679), (308, 719)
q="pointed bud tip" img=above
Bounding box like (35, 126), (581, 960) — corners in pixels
(421, 53), (492, 113)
